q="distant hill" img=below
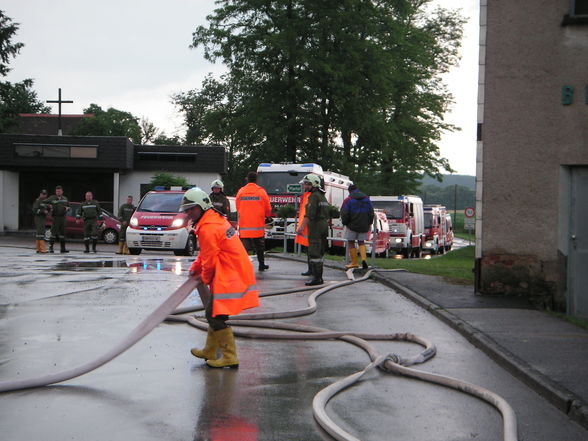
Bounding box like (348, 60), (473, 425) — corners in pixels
(419, 174), (475, 190)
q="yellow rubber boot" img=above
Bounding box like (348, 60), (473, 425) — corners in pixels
(191, 328), (218, 360)
(38, 240), (47, 253)
(35, 240), (40, 253)
(115, 242), (125, 254)
(206, 327), (239, 368)
(345, 247), (359, 269)
(123, 243), (130, 255)
(359, 244), (368, 269)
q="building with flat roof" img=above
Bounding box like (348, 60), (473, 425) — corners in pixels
(476, 0), (588, 317)
(0, 133), (226, 231)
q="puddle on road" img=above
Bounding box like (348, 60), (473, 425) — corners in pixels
(53, 259), (186, 275)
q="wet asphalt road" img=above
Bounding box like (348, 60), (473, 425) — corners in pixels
(0, 244), (586, 441)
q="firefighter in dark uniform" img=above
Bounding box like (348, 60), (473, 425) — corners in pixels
(32, 189), (49, 253)
(116, 195), (135, 255)
(46, 185), (70, 253)
(78, 191), (102, 253)
(209, 179), (230, 215)
(296, 173), (329, 286)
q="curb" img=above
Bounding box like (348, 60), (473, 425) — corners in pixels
(369, 271), (588, 431)
(270, 253), (588, 430)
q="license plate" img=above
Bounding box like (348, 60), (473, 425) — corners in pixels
(141, 235), (161, 241)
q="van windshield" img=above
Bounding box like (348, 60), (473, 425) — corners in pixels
(257, 172), (302, 194)
(138, 192), (184, 213)
(372, 201), (404, 219)
(424, 212), (433, 228)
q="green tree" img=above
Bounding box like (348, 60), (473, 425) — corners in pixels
(71, 103), (142, 143)
(148, 172), (189, 190)
(0, 10), (50, 133)
(140, 117), (161, 144)
(153, 133), (184, 145)
(182, 0), (464, 193)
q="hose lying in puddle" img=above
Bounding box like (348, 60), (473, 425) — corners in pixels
(0, 277), (204, 393)
(169, 269), (518, 441)
(0, 267), (518, 441)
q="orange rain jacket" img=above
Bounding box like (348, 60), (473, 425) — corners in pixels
(190, 209), (259, 317)
(235, 183), (271, 238)
(295, 191), (310, 247)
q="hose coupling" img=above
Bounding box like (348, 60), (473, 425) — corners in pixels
(378, 354), (401, 372)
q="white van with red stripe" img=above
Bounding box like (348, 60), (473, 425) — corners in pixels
(125, 187), (197, 256)
(256, 163), (352, 245)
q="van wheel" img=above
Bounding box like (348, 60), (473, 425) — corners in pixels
(128, 248), (142, 255)
(175, 235), (196, 256)
(44, 227), (52, 241)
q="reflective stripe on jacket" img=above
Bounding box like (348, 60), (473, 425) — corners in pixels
(295, 191), (310, 247)
(235, 183), (271, 238)
(190, 209), (259, 317)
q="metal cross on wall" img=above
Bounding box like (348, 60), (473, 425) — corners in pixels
(46, 88), (73, 136)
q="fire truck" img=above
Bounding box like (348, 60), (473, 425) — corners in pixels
(256, 163), (352, 245)
(371, 195), (425, 258)
(423, 205), (447, 254)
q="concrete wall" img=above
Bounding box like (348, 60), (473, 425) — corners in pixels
(479, 0), (588, 308)
(0, 170), (20, 231)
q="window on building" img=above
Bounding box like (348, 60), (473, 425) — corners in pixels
(573, 0), (588, 15)
(14, 143), (98, 159)
(137, 152), (197, 163)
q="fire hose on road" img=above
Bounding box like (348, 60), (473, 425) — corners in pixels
(0, 267), (518, 441)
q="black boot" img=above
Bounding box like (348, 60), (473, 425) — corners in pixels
(305, 262), (324, 286)
(84, 239), (90, 253)
(92, 239), (97, 253)
(60, 239), (69, 253)
(256, 241), (268, 271)
(301, 256), (312, 276)
(48, 238), (55, 253)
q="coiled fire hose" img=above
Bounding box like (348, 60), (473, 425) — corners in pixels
(0, 268), (518, 441)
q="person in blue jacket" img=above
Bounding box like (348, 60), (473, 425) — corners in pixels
(340, 184), (374, 269)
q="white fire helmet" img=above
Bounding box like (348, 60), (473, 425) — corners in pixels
(211, 179), (224, 190)
(179, 187), (213, 212)
(300, 173), (321, 188)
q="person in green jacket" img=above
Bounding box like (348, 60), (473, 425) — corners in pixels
(46, 185), (70, 253)
(209, 179), (230, 215)
(116, 195), (135, 255)
(77, 191), (102, 253)
(296, 173), (329, 286)
(32, 189), (49, 253)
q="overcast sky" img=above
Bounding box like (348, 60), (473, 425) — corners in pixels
(3, 0), (479, 176)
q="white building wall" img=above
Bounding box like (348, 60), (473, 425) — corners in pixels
(0, 170), (20, 231)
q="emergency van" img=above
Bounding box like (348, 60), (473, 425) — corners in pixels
(423, 205), (447, 254)
(371, 195), (425, 258)
(256, 163), (352, 245)
(126, 187), (197, 256)
(364, 210), (391, 256)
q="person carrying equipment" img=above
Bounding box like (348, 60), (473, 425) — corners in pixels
(180, 187), (259, 368)
(235, 171), (272, 271)
(296, 173), (329, 286)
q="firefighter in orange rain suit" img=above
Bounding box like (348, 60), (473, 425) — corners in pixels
(295, 190), (312, 276)
(235, 171), (272, 271)
(180, 187), (259, 369)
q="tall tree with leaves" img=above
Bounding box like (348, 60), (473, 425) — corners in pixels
(183, 0), (464, 193)
(71, 103), (142, 143)
(0, 10), (50, 133)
